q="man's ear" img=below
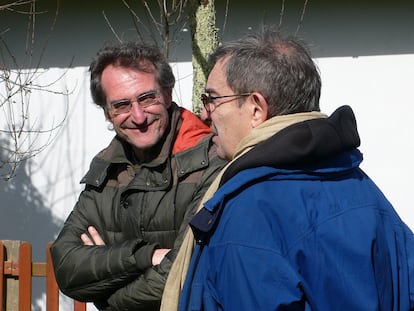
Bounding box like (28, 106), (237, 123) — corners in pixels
(162, 88), (173, 108)
(249, 92), (269, 128)
(104, 108), (112, 122)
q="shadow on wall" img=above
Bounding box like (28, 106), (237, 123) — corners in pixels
(0, 138), (61, 311)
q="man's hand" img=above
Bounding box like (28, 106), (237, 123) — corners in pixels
(81, 226), (106, 245)
(152, 248), (171, 266)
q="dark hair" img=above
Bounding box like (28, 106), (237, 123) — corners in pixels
(89, 41), (175, 109)
(209, 26), (321, 116)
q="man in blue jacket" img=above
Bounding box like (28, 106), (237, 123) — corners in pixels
(176, 26), (414, 310)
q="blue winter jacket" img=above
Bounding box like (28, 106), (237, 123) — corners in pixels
(179, 106), (414, 311)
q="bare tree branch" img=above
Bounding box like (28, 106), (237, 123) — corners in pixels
(296, 0), (309, 35)
(102, 11), (123, 43)
(114, 0), (189, 59)
(0, 0), (69, 181)
(279, 0), (286, 28)
(222, 0), (229, 34)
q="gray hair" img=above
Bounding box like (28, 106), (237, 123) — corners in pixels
(209, 26), (321, 116)
(89, 41), (175, 109)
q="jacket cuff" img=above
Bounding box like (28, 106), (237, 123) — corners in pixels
(134, 243), (159, 271)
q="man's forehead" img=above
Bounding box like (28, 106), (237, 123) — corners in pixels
(207, 59), (228, 86)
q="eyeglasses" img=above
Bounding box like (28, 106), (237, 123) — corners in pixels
(200, 93), (252, 113)
(108, 90), (160, 115)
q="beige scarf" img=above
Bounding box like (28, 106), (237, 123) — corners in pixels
(160, 111), (326, 310)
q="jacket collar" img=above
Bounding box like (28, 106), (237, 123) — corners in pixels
(221, 105), (360, 186)
(81, 103), (212, 187)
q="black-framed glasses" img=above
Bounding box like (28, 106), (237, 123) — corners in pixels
(200, 93), (252, 113)
(109, 90), (160, 115)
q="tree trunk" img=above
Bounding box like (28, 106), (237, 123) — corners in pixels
(188, 0), (218, 115)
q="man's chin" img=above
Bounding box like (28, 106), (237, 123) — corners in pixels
(130, 140), (157, 151)
(215, 146), (228, 161)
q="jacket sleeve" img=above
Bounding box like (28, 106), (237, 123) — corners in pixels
(406, 225), (414, 310)
(106, 153), (226, 310)
(50, 188), (158, 302)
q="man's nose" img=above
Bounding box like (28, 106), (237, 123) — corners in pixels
(129, 101), (147, 123)
(200, 106), (211, 125)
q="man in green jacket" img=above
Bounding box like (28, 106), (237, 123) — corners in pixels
(50, 41), (225, 310)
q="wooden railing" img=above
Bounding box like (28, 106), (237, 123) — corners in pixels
(0, 240), (86, 311)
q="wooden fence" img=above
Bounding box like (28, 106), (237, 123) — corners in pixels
(0, 240), (86, 311)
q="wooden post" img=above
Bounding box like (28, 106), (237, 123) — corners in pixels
(19, 242), (32, 311)
(1, 240), (87, 311)
(74, 300), (87, 311)
(1, 240), (5, 310)
(46, 243), (59, 311)
(2, 240), (24, 311)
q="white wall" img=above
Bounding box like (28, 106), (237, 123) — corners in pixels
(1, 55), (413, 310)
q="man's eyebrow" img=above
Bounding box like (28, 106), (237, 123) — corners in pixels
(204, 88), (215, 95)
(110, 98), (130, 105)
